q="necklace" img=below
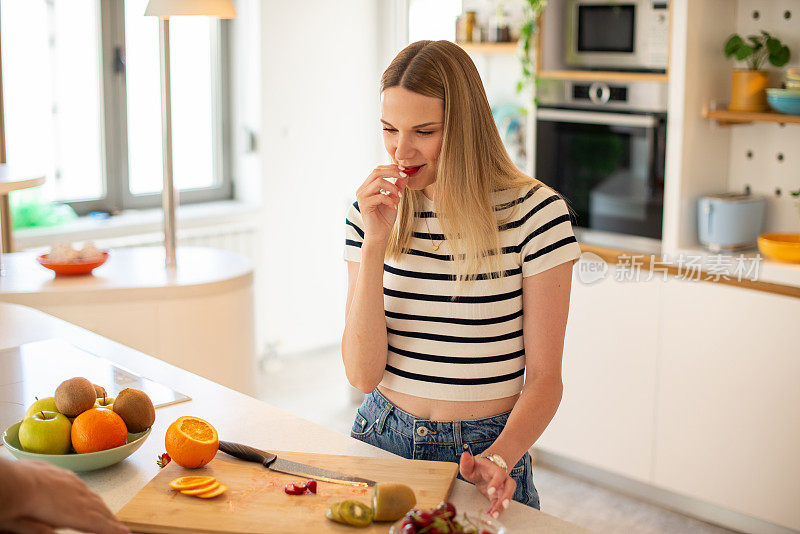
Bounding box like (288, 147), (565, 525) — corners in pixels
(423, 216), (444, 251)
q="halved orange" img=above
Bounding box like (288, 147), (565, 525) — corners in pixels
(180, 480), (221, 495)
(165, 416), (219, 469)
(196, 484), (228, 498)
(169, 476), (216, 491)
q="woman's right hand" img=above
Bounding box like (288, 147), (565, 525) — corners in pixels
(355, 165), (408, 245)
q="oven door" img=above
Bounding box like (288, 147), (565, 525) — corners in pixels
(535, 107), (666, 240)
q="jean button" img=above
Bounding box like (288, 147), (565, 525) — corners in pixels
(416, 426), (429, 437)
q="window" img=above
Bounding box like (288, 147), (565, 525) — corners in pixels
(0, 0), (232, 215)
(408, 0), (462, 43)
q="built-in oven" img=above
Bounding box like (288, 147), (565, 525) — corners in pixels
(535, 79), (667, 240)
(564, 0), (669, 72)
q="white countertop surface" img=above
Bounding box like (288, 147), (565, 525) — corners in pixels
(0, 303), (593, 533)
(0, 246), (253, 298)
(575, 228), (800, 290)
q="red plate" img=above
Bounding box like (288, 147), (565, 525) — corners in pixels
(37, 251), (109, 276)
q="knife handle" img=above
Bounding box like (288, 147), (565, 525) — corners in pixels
(219, 441), (277, 468)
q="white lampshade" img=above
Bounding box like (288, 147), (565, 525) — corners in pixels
(144, 0), (236, 18)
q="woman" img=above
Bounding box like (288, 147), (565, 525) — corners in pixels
(342, 40), (581, 518)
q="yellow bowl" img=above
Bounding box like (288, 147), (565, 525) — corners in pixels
(757, 233), (800, 263)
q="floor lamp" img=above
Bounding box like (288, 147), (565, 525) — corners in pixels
(144, 0), (235, 268)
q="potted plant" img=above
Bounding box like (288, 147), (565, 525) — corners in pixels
(724, 31), (790, 112)
(516, 0), (547, 95)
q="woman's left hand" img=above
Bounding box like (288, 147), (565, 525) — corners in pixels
(458, 451), (515, 518)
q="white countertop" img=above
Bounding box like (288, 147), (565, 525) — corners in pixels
(575, 228), (800, 290)
(0, 246), (253, 299)
(0, 303), (593, 533)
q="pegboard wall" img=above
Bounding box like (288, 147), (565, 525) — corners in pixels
(726, 0), (800, 233)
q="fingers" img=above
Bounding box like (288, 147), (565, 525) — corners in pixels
(485, 469), (506, 512)
(459, 451), (476, 481)
(487, 478), (516, 518)
(358, 165), (404, 192)
(16, 462), (129, 534)
(0, 517), (57, 534)
(371, 178), (402, 198)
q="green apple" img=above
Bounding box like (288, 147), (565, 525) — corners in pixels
(24, 397), (59, 419)
(19, 410), (72, 455)
(94, 396), (115, 409)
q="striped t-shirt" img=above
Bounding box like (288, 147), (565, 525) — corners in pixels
(343, 182), (582, 401)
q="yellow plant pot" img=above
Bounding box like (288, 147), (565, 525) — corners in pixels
(757, 233), (800, 263)
(730, 69), (769, 112)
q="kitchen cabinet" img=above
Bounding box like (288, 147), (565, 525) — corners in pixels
(536, 269), (662, 484)
(654, 280), (800, 531)
(535, 256), (800, 532)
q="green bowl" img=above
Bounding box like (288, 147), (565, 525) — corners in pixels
(2, 420), (151, 472)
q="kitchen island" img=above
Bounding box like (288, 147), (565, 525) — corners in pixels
(0, 303), (591, 533)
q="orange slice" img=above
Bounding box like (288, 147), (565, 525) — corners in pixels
(196, 484), (228, 498)
(180, 480), (221, 495)
(169, 476), (216, 491)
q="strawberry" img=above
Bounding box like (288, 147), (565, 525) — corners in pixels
(156, 452), (171, 468)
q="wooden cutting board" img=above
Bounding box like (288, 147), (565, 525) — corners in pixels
(117, 450), (459, 533)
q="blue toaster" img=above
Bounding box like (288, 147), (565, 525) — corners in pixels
(697, 193), (766, 251)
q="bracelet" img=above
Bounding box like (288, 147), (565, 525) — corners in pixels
(476, 452), (508, 474)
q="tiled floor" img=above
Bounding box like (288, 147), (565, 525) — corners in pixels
(255, 347), (739, 534)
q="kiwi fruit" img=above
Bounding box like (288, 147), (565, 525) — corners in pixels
(372, 482), (416, 522)
(54, 377), (97, 417)
(113, 388), (155, 433)
(93, 384), (107, 398)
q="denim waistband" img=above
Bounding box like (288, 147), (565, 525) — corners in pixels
(362, 388), (513, 444)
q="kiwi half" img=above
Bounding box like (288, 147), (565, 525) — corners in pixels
(372, 482), (416, 522)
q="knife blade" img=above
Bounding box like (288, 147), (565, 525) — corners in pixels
(218, 441), (376, 487)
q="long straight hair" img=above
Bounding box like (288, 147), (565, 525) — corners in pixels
(382, 40), (544, 294)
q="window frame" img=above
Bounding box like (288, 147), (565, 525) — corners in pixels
(66, 0), (233, 216)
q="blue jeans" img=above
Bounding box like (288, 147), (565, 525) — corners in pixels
(349, 388), (540, 510)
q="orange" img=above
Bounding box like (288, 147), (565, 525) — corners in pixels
(196, 484), (227, 498)
(71, 408), (128, 454)
(180, 480), (221, 495)
(169, 476), (216, 491)
(165, 416), (219, 468)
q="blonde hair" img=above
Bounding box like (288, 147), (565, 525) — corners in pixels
(382, 40), (545, 294)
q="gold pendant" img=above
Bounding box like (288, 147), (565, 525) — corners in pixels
(433, 245), (439, 251)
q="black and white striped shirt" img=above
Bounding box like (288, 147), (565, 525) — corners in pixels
(343, 183), (582, 401)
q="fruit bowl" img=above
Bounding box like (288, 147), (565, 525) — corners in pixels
(37, 251), (109, 276)
(2, 420), (150, 472)
(389, 512), (506, 534)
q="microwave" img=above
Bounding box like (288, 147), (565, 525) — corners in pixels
(565, 0), (669, 72)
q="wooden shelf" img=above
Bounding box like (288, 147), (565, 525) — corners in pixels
(457, 42), (518, 55)
(702, 107), (800, 125)
(536, 70), (669, 83)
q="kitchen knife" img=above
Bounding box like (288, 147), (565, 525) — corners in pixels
(218, 441), (376, 487)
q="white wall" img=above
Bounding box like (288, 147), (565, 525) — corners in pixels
(258, 1), (383, 355)
(727, 0), (800, 236)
